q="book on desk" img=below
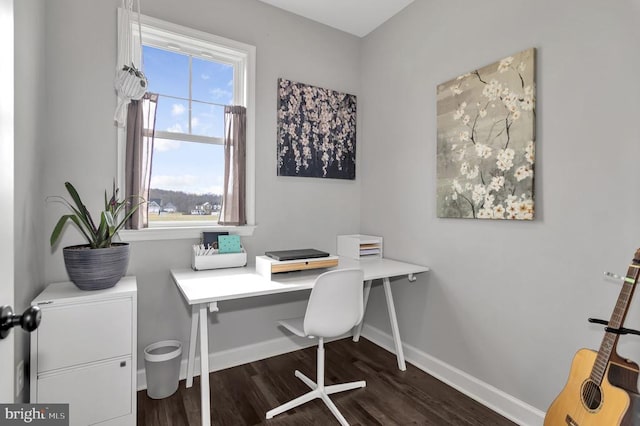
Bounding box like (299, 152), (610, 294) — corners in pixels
(264, 248), (329, 261)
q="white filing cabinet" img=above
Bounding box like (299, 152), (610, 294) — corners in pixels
(30, 276), (137, 426)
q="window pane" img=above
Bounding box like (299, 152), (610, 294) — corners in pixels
(192, 57), (234, 105)
(149, 139), (225, 223)
(155, 97), (189, 134)
(142, 46), (189, 99)
(191, 101), (224, 138)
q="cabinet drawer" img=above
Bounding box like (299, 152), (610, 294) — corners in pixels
(36, 357), (132, 426)
(37, 298), (132, 372)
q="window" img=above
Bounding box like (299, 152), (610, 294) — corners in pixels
(117, 11), (255, 240)
(143, 46), (229, 225)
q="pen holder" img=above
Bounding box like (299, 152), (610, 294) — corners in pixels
(191, 245), (247, 271)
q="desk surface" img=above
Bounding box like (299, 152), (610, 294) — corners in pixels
(171, 257), (429, 305)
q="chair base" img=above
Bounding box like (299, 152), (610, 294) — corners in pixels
(266, 369), (366, 425)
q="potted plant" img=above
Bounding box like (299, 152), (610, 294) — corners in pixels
(49, 181), (144, 290)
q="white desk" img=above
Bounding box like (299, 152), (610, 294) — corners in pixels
(170, 256), (429, 426)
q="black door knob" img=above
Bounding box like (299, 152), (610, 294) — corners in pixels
(0, 305), (41, 339)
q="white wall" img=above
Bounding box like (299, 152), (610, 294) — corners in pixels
(14, 0), (46, 402)
(360, 0), (640, 413)
(41, 0), (361, 370)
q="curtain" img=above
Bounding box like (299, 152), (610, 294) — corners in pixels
(218, 105), (247, 225)
(125, 92), (158, 229)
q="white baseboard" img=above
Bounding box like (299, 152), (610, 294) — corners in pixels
(360, 324), (545, 426)
(137, 326), (545, 426)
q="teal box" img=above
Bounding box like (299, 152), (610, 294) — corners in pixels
(218, 235), (242, 254)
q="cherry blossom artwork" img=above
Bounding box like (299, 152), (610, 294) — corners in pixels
(437, 48), (536, 220)
(277, 79), (356, 179)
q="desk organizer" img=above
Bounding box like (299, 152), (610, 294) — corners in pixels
(191, 245), (247, 271)
(256, 255), (339, 280)
(337, 234), (383, 259)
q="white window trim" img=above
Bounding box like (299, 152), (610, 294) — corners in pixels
(116, 9), (256, 241)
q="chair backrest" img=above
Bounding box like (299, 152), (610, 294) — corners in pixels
(303, 268), (364, 338)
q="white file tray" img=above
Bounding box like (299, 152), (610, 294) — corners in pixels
(191, 248), (247, 271)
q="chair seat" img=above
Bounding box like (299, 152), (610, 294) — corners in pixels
(277, 317), (309, 338)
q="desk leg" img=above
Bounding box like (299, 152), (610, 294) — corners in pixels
(383, 277), (406, 371)
(186, 305), (199, 388)
(353, 279), (373, 342)
(199, 305), (211, 426)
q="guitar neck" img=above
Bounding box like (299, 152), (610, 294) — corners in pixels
(590, 261), (640, 384)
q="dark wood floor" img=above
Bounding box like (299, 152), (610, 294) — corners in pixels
(137, 338), (517, 425)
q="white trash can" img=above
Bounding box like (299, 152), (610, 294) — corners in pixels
(144, 340), (182, 399)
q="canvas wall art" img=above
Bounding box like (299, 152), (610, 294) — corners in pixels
(277, 78), (356, 179)
(436, 48), (536, 220)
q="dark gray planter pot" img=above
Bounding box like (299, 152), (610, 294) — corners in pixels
(63, 243), (130, 291)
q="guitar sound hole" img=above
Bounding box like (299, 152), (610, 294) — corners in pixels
(581, 380), (603, 411)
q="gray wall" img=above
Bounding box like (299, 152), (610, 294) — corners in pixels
(41, 0), (361, 370)
(24, 0), (640, 415)
(14, 0), (46, 402)
(359, 0), (640, 412)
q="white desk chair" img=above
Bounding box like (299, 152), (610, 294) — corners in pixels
(266, 268), (366, 425)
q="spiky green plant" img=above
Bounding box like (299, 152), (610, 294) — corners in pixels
(49, 181), (144, 249)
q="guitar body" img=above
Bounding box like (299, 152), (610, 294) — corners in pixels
(608, 356), (640, 426)
(609, 356), (640, 393)
(621, 392), (640, 426)
(545, 349), (630, 426)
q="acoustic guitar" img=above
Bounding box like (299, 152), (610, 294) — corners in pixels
(544, 249), (640, 426)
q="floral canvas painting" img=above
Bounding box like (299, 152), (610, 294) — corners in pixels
(277, 79), (357, 179)
(436, 48), (536, 220)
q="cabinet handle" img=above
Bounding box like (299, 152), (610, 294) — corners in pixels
(120, 361), (127, 367)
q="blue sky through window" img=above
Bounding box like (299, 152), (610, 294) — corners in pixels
(143, 45), (233, 196)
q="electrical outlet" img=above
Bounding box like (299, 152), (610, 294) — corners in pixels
(16, 360), (24, 396)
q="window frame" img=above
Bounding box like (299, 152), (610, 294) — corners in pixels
(116, 10), (256, 240)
